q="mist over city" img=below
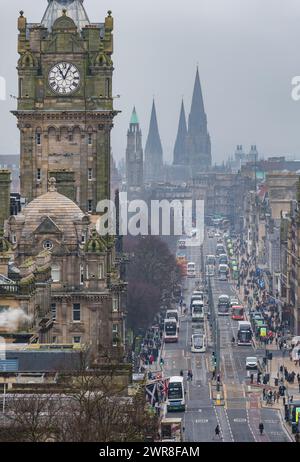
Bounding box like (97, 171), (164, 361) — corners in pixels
(0, 0), (300, 451)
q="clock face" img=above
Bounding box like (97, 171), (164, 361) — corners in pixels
(48, 62), (80, 95)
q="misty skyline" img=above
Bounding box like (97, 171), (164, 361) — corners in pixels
(1, 0), (300, 164)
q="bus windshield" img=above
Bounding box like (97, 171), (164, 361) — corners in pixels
(193, 335), (203, 348)
(168, 382), (183, 400)
(166, 311), (178, 322)
(192, 304), (203, 314)
(165, 322), (177, 335)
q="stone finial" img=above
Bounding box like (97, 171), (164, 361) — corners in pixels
(19, 10), (24, 17)
(62, 9), (67, 16)
(107, 10), (112, 17)
(48, 177), (57, 192)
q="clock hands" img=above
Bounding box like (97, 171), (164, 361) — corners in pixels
(63, 65), (71, 80)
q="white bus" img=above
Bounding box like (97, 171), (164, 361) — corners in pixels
(206, 255), (216, 266)
(237, 321), (252, 346)
(164, 318), (178, 343)
(187, 262), (196, 278)
(167, 376), (186, 412)
(191, 333), (206, 353)
(166, 310), (180, 330)
(191, 300), (204, 322)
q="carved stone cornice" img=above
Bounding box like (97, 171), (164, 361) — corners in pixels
(11, 110), (119, 124)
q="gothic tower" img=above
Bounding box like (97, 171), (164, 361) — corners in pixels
(126, 107), (144, 190)
(186, 68), (211, 171)
(13, 2), (116, 213)
(144, 100), (164, 182)
(173, 99), (188, 165)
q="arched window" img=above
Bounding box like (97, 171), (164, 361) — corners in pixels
(51, 264), (61, 283)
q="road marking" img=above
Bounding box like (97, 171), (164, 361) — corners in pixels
(196, 419), (209, 423)
(233, 418), (247, 423)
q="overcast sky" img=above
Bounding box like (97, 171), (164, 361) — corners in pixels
(1, 0), (300, 165)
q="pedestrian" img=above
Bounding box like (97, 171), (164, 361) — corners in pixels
(180, 369), (184, 377)
(212, 369), (216, 380)
(259, 422), (264, 435)
(214, 425), (221, 439)
(250, 373), (254, 384)
(155, 401), (160, 417)
(262, 388), (266, 400)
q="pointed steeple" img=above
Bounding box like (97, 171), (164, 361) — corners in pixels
(185, 68), (212, 171)
(173, 99), (188, 165)
(188, 67), (206, 136)
(144, 100), (164, 182)
(145, 100), (163, 156)
(130, 106), (139, 125)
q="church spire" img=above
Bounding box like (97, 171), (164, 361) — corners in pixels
(188, 67), (206, 136)
(130, 106), (139, 125)
(173, 99), (188, 165)
(144, 100), (164, 182)
(185, 67), (212, 171)
(145, 100), (163, 156)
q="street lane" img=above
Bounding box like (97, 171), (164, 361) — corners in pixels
(161, 230), (292, 442)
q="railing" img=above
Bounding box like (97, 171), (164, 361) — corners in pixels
(0, 284), (19, 294)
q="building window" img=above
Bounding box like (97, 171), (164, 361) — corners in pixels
(37, 169), (41, 181)
(88, 200), (93, 213)
(51, 264), (60, 282)
(11, 234), (17, 244)
(112, 324), (119, 347)
(88, 133), (92, 145)
(105, 78), (110, 97)
(80, 265), (84, 285)
(73, 336), (81, 344)
(88, 168), (92, 180)
(19, 78), (23, 98)
(51, 303), (56, 321)
(98, 263), (104, 279)
(81, 234), (86, 244)
(112, 296), (119, 312)
(43, 240), (53, 251)
(36, 133), (41, 145)
(73, 303), (81, 322)
(52, 336), (57, 343)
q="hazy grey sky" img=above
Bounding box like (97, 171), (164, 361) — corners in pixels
(1, 0), (300, 164)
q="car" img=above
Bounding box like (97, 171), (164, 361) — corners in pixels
(214, 232), (221, 238)
(246, 357), (258, 370)
(208, 230), (214, 238)
(230, 297), (239, 307)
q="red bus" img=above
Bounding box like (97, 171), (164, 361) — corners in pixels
(231, 305), (244, 321)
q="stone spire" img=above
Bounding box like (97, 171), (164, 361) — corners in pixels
(173, 99), (188, 165)
(186, 67), (212, 171)
(189, 67), (206, 135)
(144, 100), (164, 182)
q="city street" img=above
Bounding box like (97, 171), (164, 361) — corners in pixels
(161, 232), (292, 442)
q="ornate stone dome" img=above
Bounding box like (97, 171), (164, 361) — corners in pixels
(20, 178), (86, 242)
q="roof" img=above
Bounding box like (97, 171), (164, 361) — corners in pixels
(41, 0), (90, 31)
(130, 106), (139, 125)
(19, 178), (85, 242)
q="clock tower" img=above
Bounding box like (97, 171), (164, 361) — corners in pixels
(13, 1), (117, 213)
